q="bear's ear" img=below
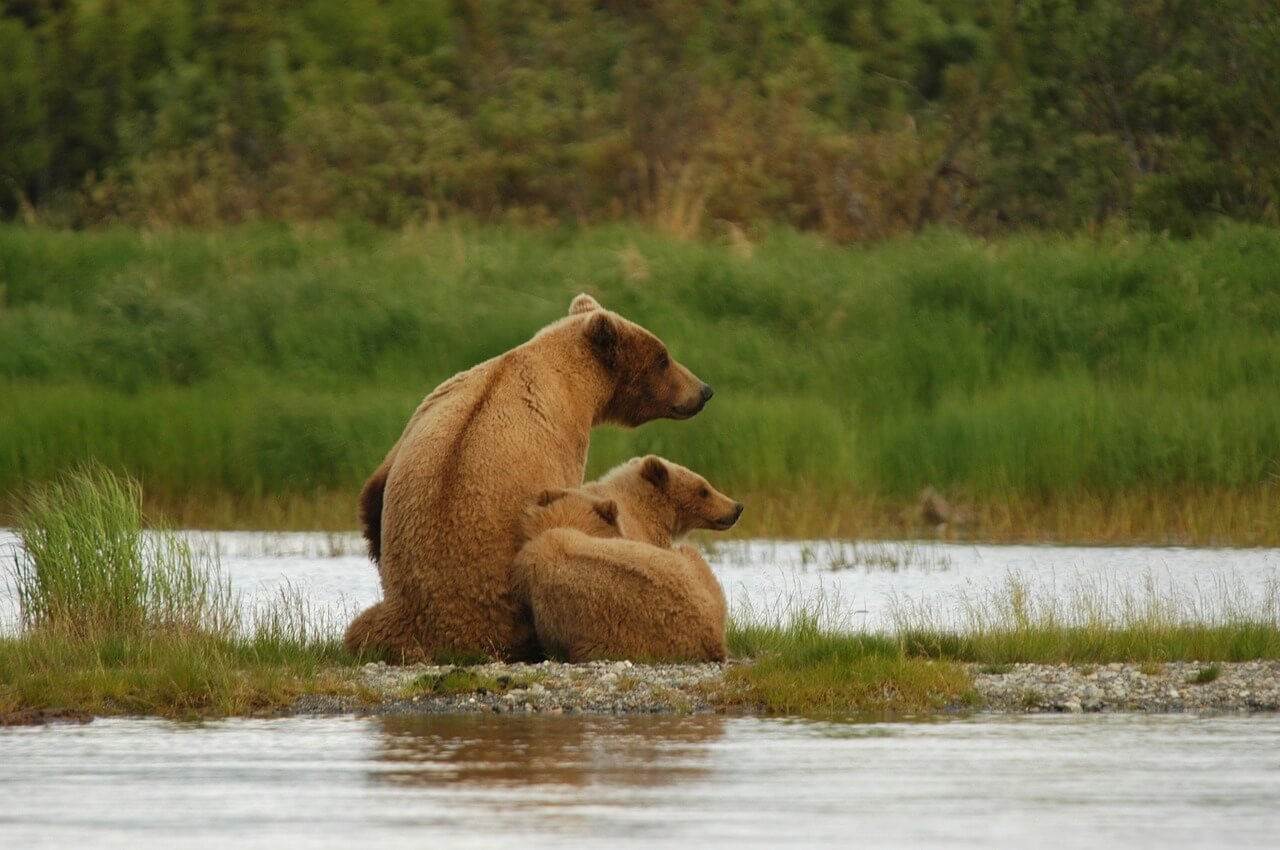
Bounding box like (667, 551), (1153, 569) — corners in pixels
(584, 311), (618, 369)
(537, 489), (568, 507)
(640, 455), (668, 489)
(569, 293), (603, 315)
(593, 499), (619, 526)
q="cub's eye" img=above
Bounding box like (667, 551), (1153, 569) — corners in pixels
(699, 487), (710, 499)
(657, 352), (670, 369)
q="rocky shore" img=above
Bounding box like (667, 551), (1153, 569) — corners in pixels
(973, 660), (1280, 714)
(290, 658), (1280, 717)
(291, 659), (743, 717)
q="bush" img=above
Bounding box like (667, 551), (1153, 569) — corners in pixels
(6, 1), (1275, 236)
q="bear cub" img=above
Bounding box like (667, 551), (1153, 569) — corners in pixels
(512, 456), (742, 663)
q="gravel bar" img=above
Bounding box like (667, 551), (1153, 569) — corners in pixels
(290, 659), (1280, 717)
(292, 659), (744, 716)
(972, 660), (1280, 714)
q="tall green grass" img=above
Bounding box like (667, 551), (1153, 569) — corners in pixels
(12, 465), (232, 636)
(3, 222), (1279, 538)
(1, 467), (357, 718)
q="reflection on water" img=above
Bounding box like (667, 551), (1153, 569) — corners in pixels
(3, 714), (1279, 849)
(372, 713), (722, 789)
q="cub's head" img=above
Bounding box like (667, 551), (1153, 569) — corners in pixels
(522, 487), (623, 541)
(569, 294), (713, 427)
(591, 455), (743, 545)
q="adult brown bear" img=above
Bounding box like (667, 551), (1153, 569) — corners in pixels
(345, 294), (713, 662)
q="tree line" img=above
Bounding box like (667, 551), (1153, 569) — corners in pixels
(2, 0), (1277, 238)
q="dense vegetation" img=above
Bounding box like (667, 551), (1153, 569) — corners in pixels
(2, 222), (1277, 540)
(3, 0), (1278, 238)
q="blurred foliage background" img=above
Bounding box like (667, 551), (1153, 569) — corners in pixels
(2, 0), (1278, 239)
(2, 222), (1278, 541)
(2, 1), (1279, 541)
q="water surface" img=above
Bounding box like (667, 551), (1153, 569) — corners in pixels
(3, 713), (1278, 849)
(3, 531), (1277, 632)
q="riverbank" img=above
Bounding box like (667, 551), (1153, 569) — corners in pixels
(10, 659), (1278, 727)
(5, 468), (1278, 726)
(126, 485), (1280, 547)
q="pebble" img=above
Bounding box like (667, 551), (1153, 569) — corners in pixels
(306, 659), (734, 716)
(972, 661), (1280, 714)
(290, 659), (1280, 717)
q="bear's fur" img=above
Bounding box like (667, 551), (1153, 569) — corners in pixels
(582, 455), (745, 548)
(346, 295), (713, 662)
(511, 457), (741, 663)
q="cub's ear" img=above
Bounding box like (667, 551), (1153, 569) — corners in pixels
(640, 455), (668, 488)
(569, 293), (603, 315)
(584, 311), (618, 369)
(537, 489), (568, 507)
(593, 499), (619, 526)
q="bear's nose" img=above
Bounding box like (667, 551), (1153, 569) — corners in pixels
(733, 502), (744, 519)
(700, 384), (715, 402)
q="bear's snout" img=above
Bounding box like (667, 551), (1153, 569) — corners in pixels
(670, 383), (714, 419)
(713, 502), (744, 529)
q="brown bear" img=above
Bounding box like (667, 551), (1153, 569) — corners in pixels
(582, 455), (745, 548)
(346, 295), (713, 662)
(511, 457), (742, 663)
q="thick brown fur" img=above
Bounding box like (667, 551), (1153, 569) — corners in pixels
(346, 295), (712, 662)
(582, 455), (744, 548)
(511, 458), (742, 663)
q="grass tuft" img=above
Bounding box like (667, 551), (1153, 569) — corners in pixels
(1189, 664), (1222, 685)
(725, 598), (970, 716)
(11, 463), (233, 637)
(408, 669), (538, 697)
(1, 467), (360, 719)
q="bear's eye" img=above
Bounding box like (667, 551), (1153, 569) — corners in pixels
(657, 351), (670, 370)
(699, 487), (710, 499)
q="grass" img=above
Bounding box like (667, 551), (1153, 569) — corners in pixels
(0, 466), (362, 719)
(724, 597), (975, 715)
(11, 465), (232, 637)
(893, 572), (1280, 664)
(407, 669), (540, 698)
(725, 573), (1280, 715)
(1189, 664), (1222, 685)
(3, 221), (1280, 544)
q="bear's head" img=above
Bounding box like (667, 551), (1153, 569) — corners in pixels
(522, 487), (624, 542)
(569, 294), (713, 427)
(587, 455), (743, 546)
